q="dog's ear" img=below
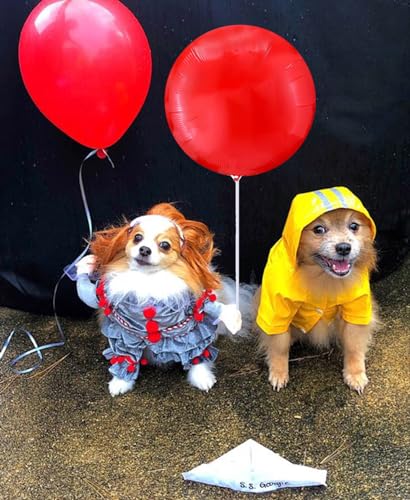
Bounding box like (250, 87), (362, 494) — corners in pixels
(355, 212), (378, 273)
(179, 220), (220, 290)
(180, 220), (217, 263)
(90, 225), (130, 266)
(146, 203), (185, 223)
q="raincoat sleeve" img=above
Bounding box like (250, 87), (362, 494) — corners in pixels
(341, 293), (372, 325)
(76, 274), (99, 309)
(256, 288), (299, 335)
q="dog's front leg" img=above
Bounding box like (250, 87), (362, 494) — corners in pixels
(106, 354), (140, 397)
(259, 331), (291, 391)
(187, 361), (216, 392)
(108, 377), (135, 397)
(340, 322), (371, 394)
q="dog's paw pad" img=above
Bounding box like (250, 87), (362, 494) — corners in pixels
(343, 371), (368, 394)
(108, 377), (135, 397)
(269, 371), (289, 392)
(187, 363), (216, 392)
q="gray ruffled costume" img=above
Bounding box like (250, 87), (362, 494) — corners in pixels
(76, 274), (222, 382)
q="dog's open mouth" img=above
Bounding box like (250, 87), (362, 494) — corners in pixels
(316, 255), (352, 277)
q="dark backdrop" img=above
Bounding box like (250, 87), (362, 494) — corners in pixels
(0, 0), (409, 316)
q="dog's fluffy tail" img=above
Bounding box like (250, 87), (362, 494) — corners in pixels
(216, 276), (257, 338)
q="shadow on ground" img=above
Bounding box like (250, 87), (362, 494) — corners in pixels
(0, 259), (409, 499)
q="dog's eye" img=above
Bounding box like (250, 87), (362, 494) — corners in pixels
(313, 225), (327, 235)
(159, 241), (171, 251)
(349, 222), (360, 232)
(134, 233), (143, 243)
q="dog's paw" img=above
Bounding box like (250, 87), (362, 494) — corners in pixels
(108, 376), (135, 397)
(76, 255), (97, 276)
(268, 370), (289, 392)
(187, 362), (216, 392)
(219, 304), (242, 335)
(343, 370), (368, 394)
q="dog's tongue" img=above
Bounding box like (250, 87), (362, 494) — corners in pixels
(331, 259), (350, 274)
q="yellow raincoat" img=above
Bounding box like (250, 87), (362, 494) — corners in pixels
(256, 187), (376, 335)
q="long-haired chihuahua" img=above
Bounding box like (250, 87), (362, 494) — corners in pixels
(76, 203), (241, 396)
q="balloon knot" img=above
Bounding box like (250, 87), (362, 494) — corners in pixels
(97, 149), (107, 159)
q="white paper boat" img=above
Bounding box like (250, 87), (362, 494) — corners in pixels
(183, 439), (327, 493)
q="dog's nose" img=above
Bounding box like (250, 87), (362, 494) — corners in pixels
(139, 246), (152, 257)
(335, 243), (351, 256)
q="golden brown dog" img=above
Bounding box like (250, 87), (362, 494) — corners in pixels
(255, 188), (378, 394)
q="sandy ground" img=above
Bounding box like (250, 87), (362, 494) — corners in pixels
(0, 259), (409, 499)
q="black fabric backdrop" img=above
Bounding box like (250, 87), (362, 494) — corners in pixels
(0, 0), (409, 316)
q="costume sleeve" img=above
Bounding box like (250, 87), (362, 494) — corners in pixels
(76, 274), (99, 309)
(342, 293), (372, 325)
(256, 278), (299, 335)
(203, 299), (223, 319)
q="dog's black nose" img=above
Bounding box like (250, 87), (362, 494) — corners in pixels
(139, 246), (152, 257)
(335, 243), (351, 256)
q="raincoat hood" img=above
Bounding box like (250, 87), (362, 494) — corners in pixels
(256, 187), (376, 335)
(282, 186), (376, 266)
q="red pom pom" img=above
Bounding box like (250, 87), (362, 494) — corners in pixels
(147, 331), (161, 343)
(140, 358), (148, 366)
(98, 298), (108, 308)
(202, 349), (210, 358)
(194, 311), (204, 322)
(208, 293), (217, 302)
(195, 297), (204, 308)
(110, 356), (125, 365)
(192, 357), (200, 365)
(127, 364), (136, 373)
(146, 320), (159, 333)
(143, 306), (157, 319)
(104, 307), (112, 316)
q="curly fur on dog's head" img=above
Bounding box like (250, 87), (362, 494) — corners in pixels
(90, 203), (220, 295)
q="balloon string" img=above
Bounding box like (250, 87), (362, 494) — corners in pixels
(231, 175), (242, 308)
(0, 148), (115, 375)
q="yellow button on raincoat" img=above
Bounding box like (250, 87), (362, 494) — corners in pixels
(256, 187), (376, 335)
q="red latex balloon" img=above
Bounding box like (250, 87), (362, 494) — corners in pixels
(165, 25), (316, 176)
(19, 0), (152, 149)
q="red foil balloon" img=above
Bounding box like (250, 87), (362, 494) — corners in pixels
(165, 25), (316, 176)
(19, 0), (152, 149)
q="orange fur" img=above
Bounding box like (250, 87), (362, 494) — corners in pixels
(90, 225), (130, 268)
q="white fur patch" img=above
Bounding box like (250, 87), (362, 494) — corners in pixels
(108, 376), (135, 397)
(106, 268), (189, 301)
(131, 214), (184, 242)
(187, 362), (216, 392)
(134, 215), (174, 238)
